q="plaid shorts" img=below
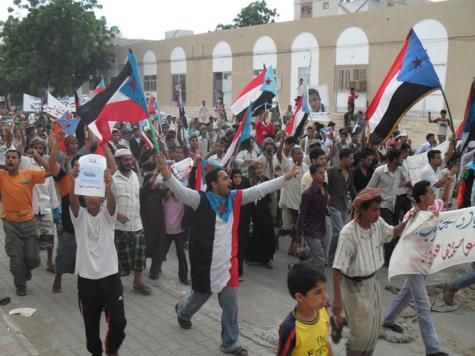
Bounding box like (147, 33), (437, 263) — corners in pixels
(114, 230), (146, 273)
(36, 214), (55, 250)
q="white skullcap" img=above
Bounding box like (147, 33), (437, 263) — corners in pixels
(114, 148), (132, 158)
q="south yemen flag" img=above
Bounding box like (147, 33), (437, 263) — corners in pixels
(78, 50), (149, 142)
(455, 79), (475, 151)
(231, 66), (277, 121)
(367, 29), (441, 144)
(285, 95), (309, 137)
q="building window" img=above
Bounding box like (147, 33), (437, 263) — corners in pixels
(172, 74), (186, 104)
(300, 3), (312, 18)
(144, 75), (157, 92)
(323, 2), (329, 10)
(335, 65), (368, 91)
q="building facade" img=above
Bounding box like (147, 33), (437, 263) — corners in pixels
(109, 0), (474, 123)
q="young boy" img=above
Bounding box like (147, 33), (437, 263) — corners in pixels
(69, 162), (126, 356)
(277, 263), (333, 356)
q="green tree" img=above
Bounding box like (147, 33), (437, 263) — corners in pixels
(215, 1), (278, 31)
(0, 0), (118, 99)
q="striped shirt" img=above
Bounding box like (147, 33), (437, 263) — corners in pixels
(332, 217), (394, 277)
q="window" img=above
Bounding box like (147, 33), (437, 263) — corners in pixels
(172, 74), (186, 104)
(144, 75), (157, 92)
(323, 2), (329, 10)
(335, 65), (368, 91)
(300, 3), (312, 18)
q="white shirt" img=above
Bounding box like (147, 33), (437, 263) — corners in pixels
(420, 163), (442, 199)
(112, 170), (142, 231)
(279, 156), (308, 210)
(397, 159), (411, 195)
(71, 206), (118, 280)
(235, 149), (258, 177)
(367, 164), (403, 211)
(332, 218), (394, 277)
(198, 106), (209, 123)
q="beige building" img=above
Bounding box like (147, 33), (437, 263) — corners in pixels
(109, 0), (474, 127)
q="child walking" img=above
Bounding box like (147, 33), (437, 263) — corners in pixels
(70, 162), (126, 356)
(277, 263), (333, 356)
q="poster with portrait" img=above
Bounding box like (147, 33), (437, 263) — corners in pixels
(307, 84), (331, 122)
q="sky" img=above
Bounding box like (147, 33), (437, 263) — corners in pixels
(0, 0), (294, 40)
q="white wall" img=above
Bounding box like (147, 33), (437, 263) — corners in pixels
(253, 36), (277, 71)
(290, 32), (319, 104)
(336, 27), (369, 111)
(212, 41), (232, 73)
(170, 47), (187, 74)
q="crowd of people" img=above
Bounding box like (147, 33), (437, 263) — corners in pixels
(0, 98), (473, 356)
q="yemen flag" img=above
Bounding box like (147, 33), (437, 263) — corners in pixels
(455, 79), (475, 151)
(221, 102), (253, 167)
(78, 50), (149, 143)
(367, 29), (441, 144)
(285, 95), (309, 137)
(231, 66), (277, 121)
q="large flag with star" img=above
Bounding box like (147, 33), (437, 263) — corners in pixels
(285, 95), (309, 137)
(231, 66), (277, 121)
(77, 50), (149, 142)
(367, 29), (442, 144)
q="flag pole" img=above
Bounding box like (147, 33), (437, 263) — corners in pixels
(148, 116), (161, 154)
(440, 88), (456, 136)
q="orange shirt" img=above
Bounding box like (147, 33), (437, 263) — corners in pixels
(0, 170), (46, 222)
(57, 174), (74, 198)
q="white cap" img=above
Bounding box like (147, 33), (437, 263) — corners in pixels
(114, 148), (132, 158)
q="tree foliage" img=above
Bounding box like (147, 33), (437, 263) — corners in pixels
(0, 0), (118, 99)
(215, 1), (279, 31)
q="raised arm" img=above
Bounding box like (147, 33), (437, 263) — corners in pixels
(241, 164), (300, 205)
(156, 154), (200, 210)
(104, 169), (116, 216)
(102, 143), (117, 173)
(48, 130), (62, 177)
(27, 148), (50, 173)
(69, 162), (80, 217)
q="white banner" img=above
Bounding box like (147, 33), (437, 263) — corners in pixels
(22, 93), (42, 113)
(46, 92), (68, 119)
(389, 207), (475, 280)
(406, 140), (450, 183)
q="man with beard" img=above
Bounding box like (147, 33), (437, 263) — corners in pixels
(112, 149), (151, 295)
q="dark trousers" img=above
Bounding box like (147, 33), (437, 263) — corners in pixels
(78, 274), (126, 355)
(380, 208), (398, 267)
(394, 194), (412, 223)
(153, 232), (188, 282)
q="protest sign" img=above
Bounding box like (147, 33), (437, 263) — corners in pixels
(46, 92), (68, 119)
(22, 94), (42, 113)
(389, 207), (475, 280)
(75, 154), (107, 197)
(406, 140), (450, 183)
(171, 158), (194, 181)
(307, 84), (331, 122)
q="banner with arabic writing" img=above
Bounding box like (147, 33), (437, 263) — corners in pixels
(389, 207), (475, 280)
(406, 140), (450, 184)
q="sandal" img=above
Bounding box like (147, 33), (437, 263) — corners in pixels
(46, 264), (56, 273)
(133, 284), (152, 295)
(330, 316), (345, 344)
(0, 296), (11, 306)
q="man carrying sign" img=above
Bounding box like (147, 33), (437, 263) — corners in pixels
(382, 181), (448, 356)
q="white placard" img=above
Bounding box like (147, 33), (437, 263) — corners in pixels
(75, 154), (107, 197)
(46, 92), (68, 119)
(22, 94), (42, 113)
(171, 158), (194, 181)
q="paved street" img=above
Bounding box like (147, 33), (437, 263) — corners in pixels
(0, 219), (474, 355)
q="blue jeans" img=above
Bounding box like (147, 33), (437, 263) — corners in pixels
(328, 206), (348, 264)
(384, 274), (440, 354)
(453, 269), (475, 291)
(177, 286), (240, 352)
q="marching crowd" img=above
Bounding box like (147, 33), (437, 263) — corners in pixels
(0, 100), (474, 356)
